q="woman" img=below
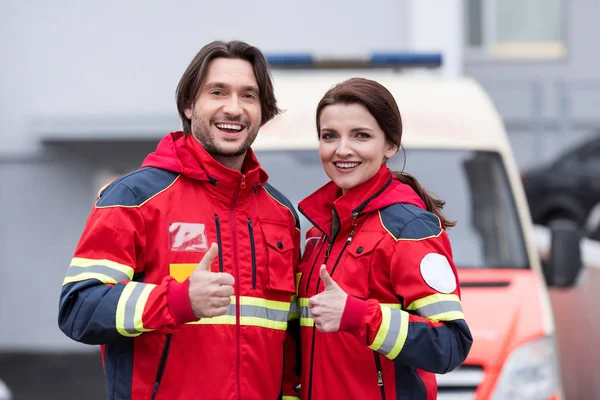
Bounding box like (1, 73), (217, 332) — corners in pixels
(297, 78), (473, 400)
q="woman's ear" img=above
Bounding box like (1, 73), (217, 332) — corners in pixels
(384, 142), (399, 160)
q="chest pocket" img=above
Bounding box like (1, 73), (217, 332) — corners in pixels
(261, 221), (296, 294)
(336, 232), (386, 299)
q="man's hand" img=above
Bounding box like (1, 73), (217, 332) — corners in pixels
(189, 243), (235, 319)
(308, 265), (348, 332)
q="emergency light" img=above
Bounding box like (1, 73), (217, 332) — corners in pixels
(265, 52), (442, 69)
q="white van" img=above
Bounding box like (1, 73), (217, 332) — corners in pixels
(251, 68), (600, 400)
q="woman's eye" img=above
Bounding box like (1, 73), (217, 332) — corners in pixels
(357, 132), (371, 139)
(321, 133), (336, 140)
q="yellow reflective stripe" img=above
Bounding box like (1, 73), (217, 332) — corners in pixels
(116, 282), (156, 337)
(387, 310), (409, 359)
(298, 297), (313, 327)
(63, 257), (134, 285)
(407, 293), (465, 322)
(369, 306), (391, 351)
(282, 396), (300, 400)
(407, 293), (460, 310)
(381, 303), (402, 309)
(236, 296), (290, 311)
(369, 305), (410, 360)
(186, 296), (292, 331)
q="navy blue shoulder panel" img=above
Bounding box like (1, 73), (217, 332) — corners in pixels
(96, 167), (179, 207)
(379, 203), (442, 240)
(262, 183), (300, 230)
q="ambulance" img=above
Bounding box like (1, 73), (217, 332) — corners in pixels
(249, 54), (600, 400)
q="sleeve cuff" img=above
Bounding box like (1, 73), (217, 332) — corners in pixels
(167, 277), (198, 326)
(339, 295), (369, 333)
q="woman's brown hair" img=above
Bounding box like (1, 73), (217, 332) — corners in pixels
(316, 77), (455, 228)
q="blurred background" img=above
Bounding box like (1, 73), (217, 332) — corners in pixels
(1, 0), (599, 399)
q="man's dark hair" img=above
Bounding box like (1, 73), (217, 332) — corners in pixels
(176, 40), (281, 134)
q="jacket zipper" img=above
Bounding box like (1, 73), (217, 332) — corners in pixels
(248, 218), (257, 289)
(151, 333), (172, 400)
(307, 224), (356, 400)
(374, 352), (386, 399)
(214, 215), (224, 272)
(231, 176), (243, 400)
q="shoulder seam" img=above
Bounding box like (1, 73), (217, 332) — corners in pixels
(96, 170), (180, 209)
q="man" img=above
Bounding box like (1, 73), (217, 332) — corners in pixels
(58, 41), (301, 400)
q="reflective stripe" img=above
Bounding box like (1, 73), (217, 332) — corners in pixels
(190, 296), (292, 331)
(116, 282), (155, 337)
(407, 293), (465, 322)
(63, 257), (134, 285)
(282, 397), (300, 400)
(369, 305), (409, 360)
(299, 298), (314, 327)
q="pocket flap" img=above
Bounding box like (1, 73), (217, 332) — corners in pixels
(347, 232), (386, 258)
(262, 221), (294, 254)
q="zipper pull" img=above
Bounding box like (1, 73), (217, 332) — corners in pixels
(377, 371), (383, 387)
(240, 174), (246, 189)
(347, 230), (355, 244)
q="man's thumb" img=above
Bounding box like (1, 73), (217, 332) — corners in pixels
(197, 243), (219, 271)
(320, 265), (337, 290)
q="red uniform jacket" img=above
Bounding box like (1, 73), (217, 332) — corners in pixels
(297, 165), (472, 400)
(58, 132), (301, 400)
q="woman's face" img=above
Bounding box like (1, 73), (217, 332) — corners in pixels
(318, 103), (398, 194)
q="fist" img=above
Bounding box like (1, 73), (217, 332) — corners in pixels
(189, 243), (235, 318)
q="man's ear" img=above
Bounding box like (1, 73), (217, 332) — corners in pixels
(184, 103), (193, 120)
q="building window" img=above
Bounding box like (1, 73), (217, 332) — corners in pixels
(466, 0), (566, 58)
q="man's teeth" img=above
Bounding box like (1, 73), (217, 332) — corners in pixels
(336, 162), (360, 169)
(216, 123), (243, 131)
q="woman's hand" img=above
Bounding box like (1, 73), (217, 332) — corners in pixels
(308, 265), (348, 332)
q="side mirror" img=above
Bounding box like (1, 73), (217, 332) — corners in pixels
(542, 219), (583, 287)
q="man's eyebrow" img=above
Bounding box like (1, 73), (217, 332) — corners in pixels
(204, 82), (259, 94)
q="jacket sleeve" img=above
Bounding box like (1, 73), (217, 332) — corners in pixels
(341, 221), (473, 374)
(281, 220), (302, 400)
(58, 185), (197, 345)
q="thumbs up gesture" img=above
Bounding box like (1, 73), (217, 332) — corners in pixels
(188, 243), (235, 319)
(308, 265), (348, 333)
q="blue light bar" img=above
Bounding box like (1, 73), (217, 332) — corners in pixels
(265, 52), (442, 69)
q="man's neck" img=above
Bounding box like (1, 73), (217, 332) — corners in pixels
(213, 153), (245, 172)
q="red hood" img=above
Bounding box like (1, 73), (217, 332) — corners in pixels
(298, 164), (425, 234)
(142, 131), (268, 190)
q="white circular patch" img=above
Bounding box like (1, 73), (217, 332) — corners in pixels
(419, 253), (457, 294)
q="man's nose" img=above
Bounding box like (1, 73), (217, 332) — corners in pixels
(223, 96), (243, 117)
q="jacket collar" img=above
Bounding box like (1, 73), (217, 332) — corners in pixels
(298, 164), (394, 237)
(142, 131), (268, 202)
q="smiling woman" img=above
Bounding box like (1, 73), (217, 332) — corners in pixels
(295, 77), (472, 400)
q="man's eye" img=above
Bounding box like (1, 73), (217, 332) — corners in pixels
(243, 93), (257, 99)
(210, 90), (224, 96)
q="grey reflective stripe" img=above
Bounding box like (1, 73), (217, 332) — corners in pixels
(379, 308), (402, 355)
(300, 306), (312, 319)
(414, 301), (463, 318)
(240, 305), (289, 322)
(218, 304), (290, 322)
(123, 284), (147, 335)
(66, 264), (130, 282)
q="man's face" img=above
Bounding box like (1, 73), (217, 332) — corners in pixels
(185, 58), (262, 159)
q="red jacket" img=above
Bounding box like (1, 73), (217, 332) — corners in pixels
(58, 132), (301, 400)
(297, 165), (472, 400)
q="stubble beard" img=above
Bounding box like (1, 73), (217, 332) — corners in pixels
(191, 110), (258, 158)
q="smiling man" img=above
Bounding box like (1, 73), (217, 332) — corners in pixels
(58, 41), (301, 400)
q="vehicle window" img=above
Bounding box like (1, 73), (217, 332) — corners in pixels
(256, 149), (529, 269)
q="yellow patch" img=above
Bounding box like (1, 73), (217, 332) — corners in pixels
(169, 263), (197, 282)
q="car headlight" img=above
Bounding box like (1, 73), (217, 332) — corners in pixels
(491, 336), (560, 400)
